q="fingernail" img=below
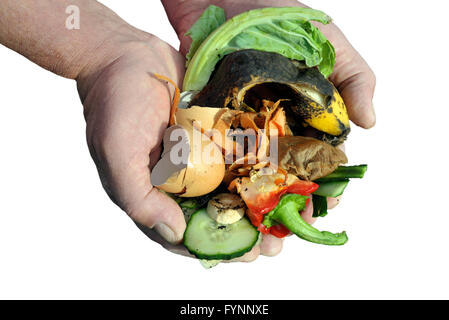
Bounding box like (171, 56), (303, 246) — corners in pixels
(154, 223), (179, 244)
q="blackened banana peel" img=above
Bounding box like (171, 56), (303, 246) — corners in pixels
(189, 50), (350, 146)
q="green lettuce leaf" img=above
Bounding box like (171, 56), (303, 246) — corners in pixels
(185, 5), (226, 67)
(183, 7), (335, 91)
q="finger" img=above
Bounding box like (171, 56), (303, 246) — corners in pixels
(328, 141), (344, 210)
(137, 189), (186, 244)
(135, 221), (193, 257)
(301, 198), (316, 225)
(321, 23), (376, 129)
(161, 0), (209, 56)
(327, 196), (342, 210)
(327, 142), (344, 210)
(260, 234), (284, 257)
(223, 245), (260, 263)
(336, 69), (376, 129)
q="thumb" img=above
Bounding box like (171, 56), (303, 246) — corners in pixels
(129, 188), (186, 245)
(89, 131), (186, 244)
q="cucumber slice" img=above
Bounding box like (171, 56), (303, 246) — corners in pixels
(313, 179), (349, 198)
(184, 209), (259, 260)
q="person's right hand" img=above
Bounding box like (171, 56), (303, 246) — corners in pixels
(76, 24), (284, 262)
(77, 30), (189, 249)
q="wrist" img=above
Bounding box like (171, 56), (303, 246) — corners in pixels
(75, 24), (152, 100)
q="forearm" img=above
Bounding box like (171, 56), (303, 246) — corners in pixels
(0, 0), (146, 80)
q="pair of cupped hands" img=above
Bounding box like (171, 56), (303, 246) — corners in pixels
(78, 0), (376, 262)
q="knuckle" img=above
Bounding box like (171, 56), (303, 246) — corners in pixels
(126, 202), (146, 223)
(366, 68), (377, 89)
(126, 195), (158, 227)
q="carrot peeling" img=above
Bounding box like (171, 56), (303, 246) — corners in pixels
(154, 73), (180, 126)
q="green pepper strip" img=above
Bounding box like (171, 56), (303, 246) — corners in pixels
(316, 165), (368, 182)
(265, 194), (348, 246)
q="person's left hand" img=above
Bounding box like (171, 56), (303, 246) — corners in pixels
(162, 0), (370, 260)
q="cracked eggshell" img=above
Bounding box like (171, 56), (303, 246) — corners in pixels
(151, 106), (226, 197)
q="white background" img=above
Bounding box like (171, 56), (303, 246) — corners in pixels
(0, 0), (448, 299)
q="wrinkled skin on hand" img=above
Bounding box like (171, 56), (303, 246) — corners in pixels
(80, 36), (187, 244)
(78, 33), (290, 261)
